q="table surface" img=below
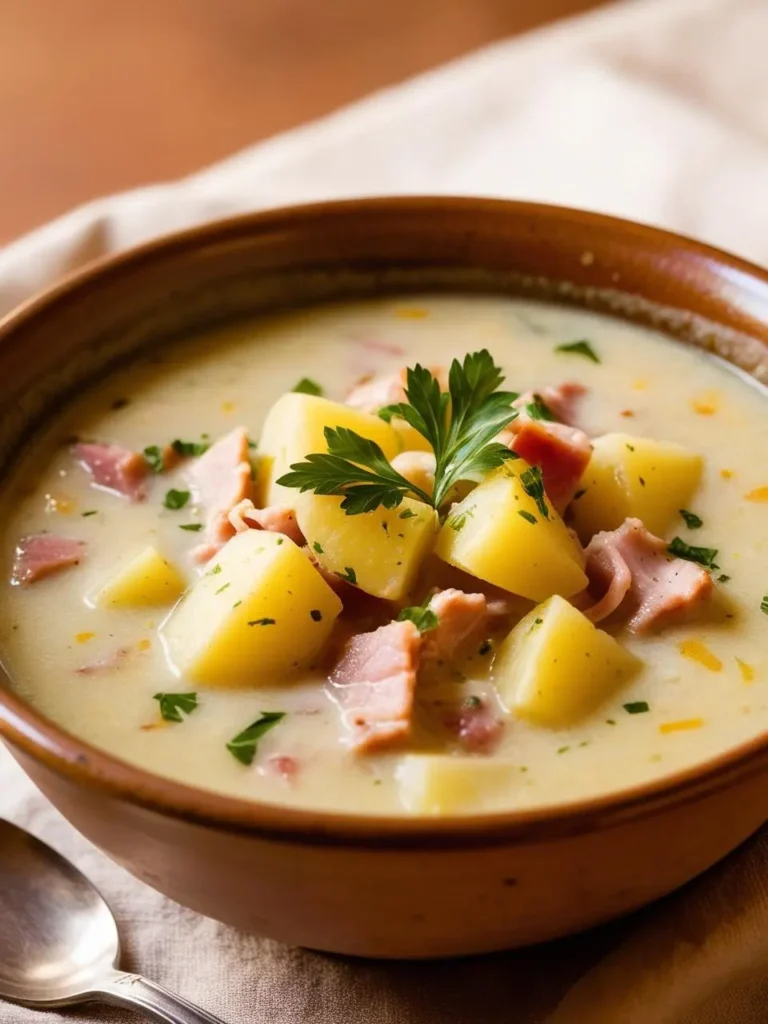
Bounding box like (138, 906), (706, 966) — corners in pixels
(0, 0), (604, 245)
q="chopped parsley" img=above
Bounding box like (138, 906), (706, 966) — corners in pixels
(623, 701), (650, 715)
(292, 378), (323, 396)
(214, 583), (230, 595)
(464, 695), (482, 709)
(626, 444), (636, 452)
(555, 339), (600, 364)
(520, 466), (549, 519)
(518, 510), (537, 525)
(248, 618), (276, 626)
(336, 567), (357, 585)
(605, 719), (617, 726)
(761, 595), (768, 615)
(179, 523), (203, 532)
(226, 711), (286, 766)
(399, 508), (417, 519)
(396, 600), (439, 633)
(478, 640), (493, 656)
(81, 510), (97, 517)
(171, 438), (209, 458)
(312, 541), (324, 554)
(573, 489), (586, 500)
(667, 537), (719, 569)
(557, 746), (570, 754)
(310, 609), (323, 622)
(717, 574), (731, 584)
(143, 445), (165, 473)
(524, 395), (555, 421)
(447, 508), (474, 532)
(679, 509), (703, 529)
(209, 564), (222, 575)
(153, 692), (198, 723)
(163, 488), (191, 510)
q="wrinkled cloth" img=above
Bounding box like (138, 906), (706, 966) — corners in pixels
(2, 0), (768, 1020)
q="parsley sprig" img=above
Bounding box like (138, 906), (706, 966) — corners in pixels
(277, 351), (519, 515)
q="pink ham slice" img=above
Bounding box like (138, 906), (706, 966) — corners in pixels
(346, 366), (448, 414)
(73, 443), (149, 501)
(228, 499), (304, 546)
(513, 382), (587, 426)
(582, 518), (713, 633)
(510, 420), (592, 511)
(445, 698), (504, 754)
(424, 589), (488, 661)
(189, 427), (253, 550)
(12, 534), (86, 585)
(330, 620), (421, 753)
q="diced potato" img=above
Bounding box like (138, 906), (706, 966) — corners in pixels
(390, 450), (436, 499)
(571, 433), (702, 541)
(434, 462), (587, 602)
(160, 531), (342, 685)
(296, 494), (439, 600)
(493, 595), (641, 727)
(258, 392), (400, 506)
(94, 546), (185, 608)
(396, 755), (521, 814)
(392, 417), (433, 454)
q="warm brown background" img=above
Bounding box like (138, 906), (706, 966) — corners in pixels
(0, 0), (605, 245)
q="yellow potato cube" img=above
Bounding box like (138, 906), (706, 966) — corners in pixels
(296, 494), (439, 600)
(160, 531), (342, 685)
(258, 392), (400, 506)
(94, 546), (185, 608)
(493, 595), (641, 727)
(396, 756), (521, 814)
(571, 433), (702, 541)
(434, 462), (587, 602)
(392, 417), (433, 454)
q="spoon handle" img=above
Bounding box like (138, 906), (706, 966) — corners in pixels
(95, 970), (229, 1024)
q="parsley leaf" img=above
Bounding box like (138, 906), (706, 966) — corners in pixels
(520, 466), (549, 519)
(163, 488), (191, 510)
(336, 567), (357, 585)
(143, 446), (165, 473)
(180, 523), (203, 531)
(524, 395), (555, 421)
(312, 541), (324, 554)
(248, 618), (276, 626)
(171, 438), (209, 458)
(623, 701), (650, 715)
(761, 595), (768, 615)
(153, 692), (198, 723)
(292, 378), (323, 396)
(667, 537), (718, 569)
(226, 711), (285, 766)
(555, 339), (601, 364)
(518, 510), (537, 525)
(396, 600), (439, 633)
(277, 351), (519, 515)
(679, 509), (703, 529)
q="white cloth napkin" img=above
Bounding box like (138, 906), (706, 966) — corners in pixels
(3, 0), (768, 1020)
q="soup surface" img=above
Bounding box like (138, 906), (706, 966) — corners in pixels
(1, 296), (767, 815)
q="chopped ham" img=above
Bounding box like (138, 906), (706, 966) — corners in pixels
(330, 620), (421, 753)
(513, 382), (587, 426)
(73, 443), (149, 501)
(76, 647), (130, 675)
(510, 420), (592, 511)
(262, 755), (299, 781)
(445, 698), (504, 754)
(189, 427), (253, 549)
(12, 534), (86, 585)
(346, 366), (447, 413)
(424, 589), (488, 661)
(582, 518), (713, 633)
(227, 498), (304, 546)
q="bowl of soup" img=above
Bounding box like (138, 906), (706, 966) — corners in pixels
(1, 197), (767, 958)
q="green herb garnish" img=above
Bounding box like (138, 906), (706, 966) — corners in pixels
(171, 438), (209, 458)
(215, 583), (230, 595)
(81, 510), (97, 517)
(555, 339), (600, 364)
(761, 595), (768, 615)
(310, 609), (323, 622)
(226, 711), (285, 766)
(163, 489), (190, 510)
(277, 351), (519, 514)
(667, 537), (718, 569)
(312, 541), (324, 554)
(717, 574), (731, 584)
(248, 618), (276, 626)
(520, 466), (549, 519)
(180, 523), (203, 532)
(292, 378), (323, 396)
(396, 599), (439, 633)
(679, 509), (703, 529)
(465, 695), (482, 709)
(518, 510), (537, 525)
(143, 446), (165, 473)
(623, 701), (650, 715)
(153, 692), (198, 723)
(524, 395), (555, 421)
(336, 567), (357, 585)
(399, 508), (417, 519)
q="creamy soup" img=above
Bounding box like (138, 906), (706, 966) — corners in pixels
(1, 296), (767, 816)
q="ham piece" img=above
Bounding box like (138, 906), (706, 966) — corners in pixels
(12, 534), (86, 585)
(189, 427), (253, 557)
(73, 443), (148, 501)
(424, 588), (488, 661)
(346, 366), (448, 414)
(445, 697), (504, 754)
(582, 518), (713, 633)
(514, 382), (587, 426)
(510, 420), (592, 511)
(228, 499), (304, 546)
(330, 620), (421, 753)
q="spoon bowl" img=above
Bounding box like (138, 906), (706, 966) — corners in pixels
(0, 819), (227, 1023)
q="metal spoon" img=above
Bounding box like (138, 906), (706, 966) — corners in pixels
(0, 818), (229, 1023)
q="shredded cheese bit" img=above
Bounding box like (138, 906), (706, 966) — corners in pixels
(75, 631), (95, 644)
(679, 639), (723, 672)
(659, 718), (704, 734)
(145, 619), (157, 629)
(736, 658), (755, 684)
(745, 486), (768, 503)
(720, 469), (735, 480)
(631, 379), (648, 391)
(221, 400), (236, 413)
(136, 638), (152, 652)
(691, 390), (720, 415)
(140, 721), (169, 732)
(393, 307), (428, 319)
(45, 493), (75, 514)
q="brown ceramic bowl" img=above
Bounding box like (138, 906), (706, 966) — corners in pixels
(2, 197), (768, 959)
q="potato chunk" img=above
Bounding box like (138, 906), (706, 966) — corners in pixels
(571, 433), (702, 541)
(161, 531), (342, 685)
(396, 756), (521, 814)
(296, 495), (438, 600)
(94, 546), (185, 608)
(258, 392), (399, 506)
(493, 595), (640, 727)
(434, 462), (587, 602)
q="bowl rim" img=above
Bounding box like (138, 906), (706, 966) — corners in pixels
(2, 194), (768, 849)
